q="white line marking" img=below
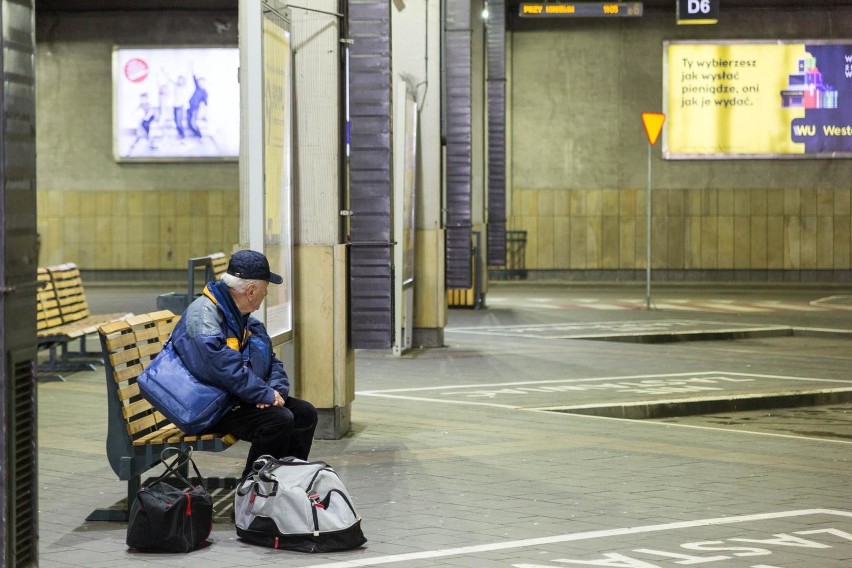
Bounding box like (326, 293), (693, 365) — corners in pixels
(356, 371), (852, 395)
(689, 301), (768, 312)
(306, 509), (852, 568)
(449, 320), (710, 331)
(356, 372), (852, 447)
(574, 302), (632, 310)
(356, 392), (516, 409)
(754, 300), (826, 312)
(527, 409), (852, 446)
(794, 326), (852, 335)
(358, 391), (852, 446)
(812, 295), (852, 310)
(446, 320), (800, 335)
(359, 371), (719, 394)
(533, 387), (852, 411)
(648, 302), (709, 311)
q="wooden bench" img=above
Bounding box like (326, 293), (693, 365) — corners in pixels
(156, 252), (229, 313)
(37, 263), (133, 381)
(87, 310), (238, 522)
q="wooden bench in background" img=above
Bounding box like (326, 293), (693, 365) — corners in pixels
(37, 262), (132, 381)
(87, 310), (238, 522)
(156, 251), (229, 314)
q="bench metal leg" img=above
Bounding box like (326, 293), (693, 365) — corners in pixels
(85, 476), (139, 523)
(37, 345), (67, 382)
(64, 335), (105, 363)
(86, 476), (240, 523)
(38, 342), (100, 382)
(85, 506), (129, 523)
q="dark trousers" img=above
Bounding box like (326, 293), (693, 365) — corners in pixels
(212, 397), (318, 479)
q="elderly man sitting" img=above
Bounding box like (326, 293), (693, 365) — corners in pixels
(168, 249), (318, 479)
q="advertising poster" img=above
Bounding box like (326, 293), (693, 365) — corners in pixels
(664, 41), (852, 159)
(261, 14), (293, 339)
(113, 46), (240, 161)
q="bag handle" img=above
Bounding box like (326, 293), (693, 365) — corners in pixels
(235, 455), (281, 497)
(253, 455), (280, 497)
(235, 455), (335, 497)
(151, 446), (207, 491)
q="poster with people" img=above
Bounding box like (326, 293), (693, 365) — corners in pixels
(113, 46), (240, 161)
(664, 40), (852, 158)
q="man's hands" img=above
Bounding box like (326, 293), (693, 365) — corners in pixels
(256, 390), (286, 409)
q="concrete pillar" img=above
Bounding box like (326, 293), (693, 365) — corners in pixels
(392, 0), (447, 348)
(290, 2), (354, 439)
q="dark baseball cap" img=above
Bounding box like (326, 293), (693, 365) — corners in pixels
(226, 250), (283, 284)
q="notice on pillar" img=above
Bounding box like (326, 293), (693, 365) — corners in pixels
(664, 41), (852, 159)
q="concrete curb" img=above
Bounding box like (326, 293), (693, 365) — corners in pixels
(541, 388), (852, 419)
(577, 326), (852, 343)
(580, 326), (793, 343)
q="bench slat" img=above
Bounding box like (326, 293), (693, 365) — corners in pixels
(130, 429), (237, 447)
(137, 341), (163, 359)
(58, 313), (133, 337)
(100, 319), (133, 336)
(48, 264), (91, 323)
(108, 346), (142, 368)
(127, 413), (162, 436)
(37, 268), (63, 332)
(122, 398), (154, 420)
(133, 423), (181, 445)
(117, 381), (140, 402)
(141, 425), (183, 445)
(114, 364), (146, 387)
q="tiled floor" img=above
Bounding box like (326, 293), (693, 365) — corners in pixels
(36, 283), (852, 567)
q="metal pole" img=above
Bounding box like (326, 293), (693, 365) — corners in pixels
(646, 142), (652, 310)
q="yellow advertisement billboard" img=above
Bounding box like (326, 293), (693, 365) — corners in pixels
(664, 41), (852, 159)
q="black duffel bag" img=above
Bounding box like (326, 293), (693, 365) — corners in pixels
(126, 446), (213, 552)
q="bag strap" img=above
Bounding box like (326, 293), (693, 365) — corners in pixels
(151, 446), (207, 491)
(236, 455), (278, 497)
(235, 455), (333, 498)
(306, 467), (335, 494)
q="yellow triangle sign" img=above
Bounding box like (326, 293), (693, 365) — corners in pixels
(641, 112), (666, 146)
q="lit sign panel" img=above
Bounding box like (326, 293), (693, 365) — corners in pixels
(676, 0), (719, 24)
(519, 2), (643, 17)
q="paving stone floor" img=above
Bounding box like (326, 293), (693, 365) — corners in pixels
(35, 282), (852, 567)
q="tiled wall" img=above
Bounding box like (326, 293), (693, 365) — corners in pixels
(37, 189), (240, 270)
(509, 187), (852, 274)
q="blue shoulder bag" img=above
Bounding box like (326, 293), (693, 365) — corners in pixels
(137, 340), (235, 435)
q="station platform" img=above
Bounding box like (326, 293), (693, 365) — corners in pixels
(37, 282), (852, 567)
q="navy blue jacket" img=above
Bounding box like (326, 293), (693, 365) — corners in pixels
(169, 280), (290, 415)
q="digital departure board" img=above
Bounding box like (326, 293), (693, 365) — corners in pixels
(519, 2), (643, 17)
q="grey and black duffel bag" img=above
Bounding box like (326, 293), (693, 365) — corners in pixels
(235, 456), (367, 552)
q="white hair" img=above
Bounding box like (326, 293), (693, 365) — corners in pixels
(220, 272), (255, 293)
